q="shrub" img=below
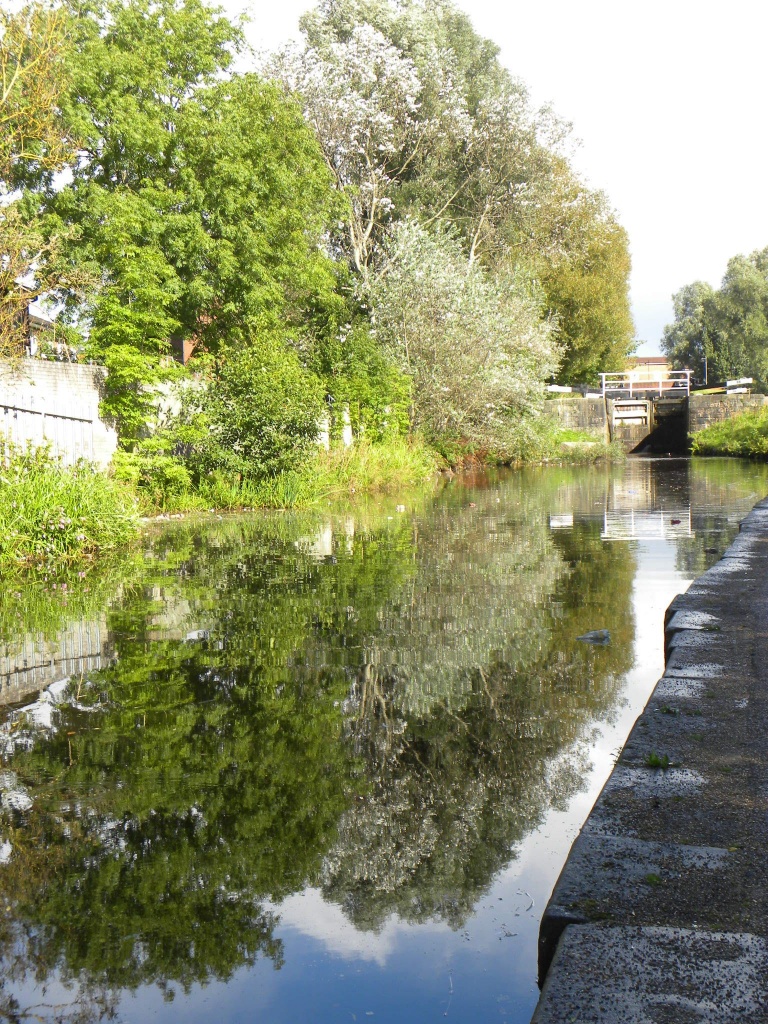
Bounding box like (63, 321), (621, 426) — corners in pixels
(317, 320), (412, 441)
(366, 220), (561, 450)
(197, 338), (326, 478)
(112, 445), (193, 510)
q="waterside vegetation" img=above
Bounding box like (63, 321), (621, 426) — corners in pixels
(0, 446), (138, 577)
(0, 0), (633, 575)
(690, 407), (768, 459)
(1, 419), (618, 577)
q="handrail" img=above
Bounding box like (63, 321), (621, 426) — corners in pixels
(600, 370), (691, 398)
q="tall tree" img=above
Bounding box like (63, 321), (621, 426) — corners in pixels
(535, 165), (634, 383)
(268, 20), (447, 280)
(39, 0), (343, 440)
(661, 280), (714, 383)
(0, 1), (72, 185)
(268, 0), (633, 386)
(269, 0), (567, 278)
(712, 250), (768, 383)
(662, 248), (768, 385)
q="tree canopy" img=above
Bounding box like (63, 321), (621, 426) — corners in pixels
(9, 0), (635, 461)
(268, 0), (634, 387)
(0, 1), (79, 358)
(662, 248), (768, 385)
(30, 0), (347, 438)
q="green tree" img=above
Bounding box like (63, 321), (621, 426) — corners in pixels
(662, 248), (768, 385)
(269, 0), (633, 393)
(37, 0), (343, 443)
(169, 75), (345, 349)
(0, 1), (72, 185)
(0, 1), (79, 359)
(536, 169), (635, 383)
(661, 280), (714, 384)
(711, 249), (768, 383)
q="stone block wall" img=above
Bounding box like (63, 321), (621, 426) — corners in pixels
(0, 360), (117, 468)
(544, 397), (609, 442)
(688, 393), (768, 434)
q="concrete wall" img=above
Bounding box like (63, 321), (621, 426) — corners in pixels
(544, 397), (609, 442)
(0, 360), (117, 468)
(688, 392), (768, 434)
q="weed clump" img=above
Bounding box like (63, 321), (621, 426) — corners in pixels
(644, 752), (671, 770)
(0, 445), (139, 576)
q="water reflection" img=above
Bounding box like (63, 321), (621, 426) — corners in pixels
(0, 458), (767, 1023)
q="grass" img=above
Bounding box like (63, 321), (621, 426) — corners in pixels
(690, 407), (768, 458)
(538, 421), (625, 465)
(555, 427), (602, 443)
(520, 415), (624, 464)
(0, 445), (140, 577)
(644, 752), (671, 770)
(143, 437), (439, 513)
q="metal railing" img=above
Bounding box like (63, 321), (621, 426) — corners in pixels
(600, 370), (691, 398)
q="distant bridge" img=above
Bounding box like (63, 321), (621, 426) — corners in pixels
(599, 370), (691, 398)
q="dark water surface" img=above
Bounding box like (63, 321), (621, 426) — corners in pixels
(1, 458), (767, 1024)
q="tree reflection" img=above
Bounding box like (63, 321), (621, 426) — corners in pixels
(321, 480), (635, 930)
(0, 473), (636, 1018)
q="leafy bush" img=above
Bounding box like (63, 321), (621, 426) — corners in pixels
(0, 445), (139, 575)
(94, 342), (183, 446)
(313, 320), (412, 440)
(196, 338), (326, 479)
(112, 443), (193, 510)
(115, 436), (436, 513)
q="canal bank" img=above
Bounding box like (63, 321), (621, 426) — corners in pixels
(533, 497), (768, 1022)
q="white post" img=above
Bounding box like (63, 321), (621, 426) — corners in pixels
(316, 412), (330, 451)
(341, 405), (353, 448)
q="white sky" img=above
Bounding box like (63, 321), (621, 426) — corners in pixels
(233, 0), (768, 354)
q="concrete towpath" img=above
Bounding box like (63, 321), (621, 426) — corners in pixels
(532, 498), (768, 1023)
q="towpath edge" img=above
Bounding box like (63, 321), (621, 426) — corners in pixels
(532, 497), (768, 1023)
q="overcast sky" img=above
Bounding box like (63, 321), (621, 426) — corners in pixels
(233, 0), (768, 354)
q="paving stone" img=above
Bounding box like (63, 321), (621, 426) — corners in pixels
(533, 925), (768, 1024)
(534, 502), (768, 1017)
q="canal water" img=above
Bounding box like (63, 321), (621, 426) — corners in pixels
(1, 457), (767, 1024)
